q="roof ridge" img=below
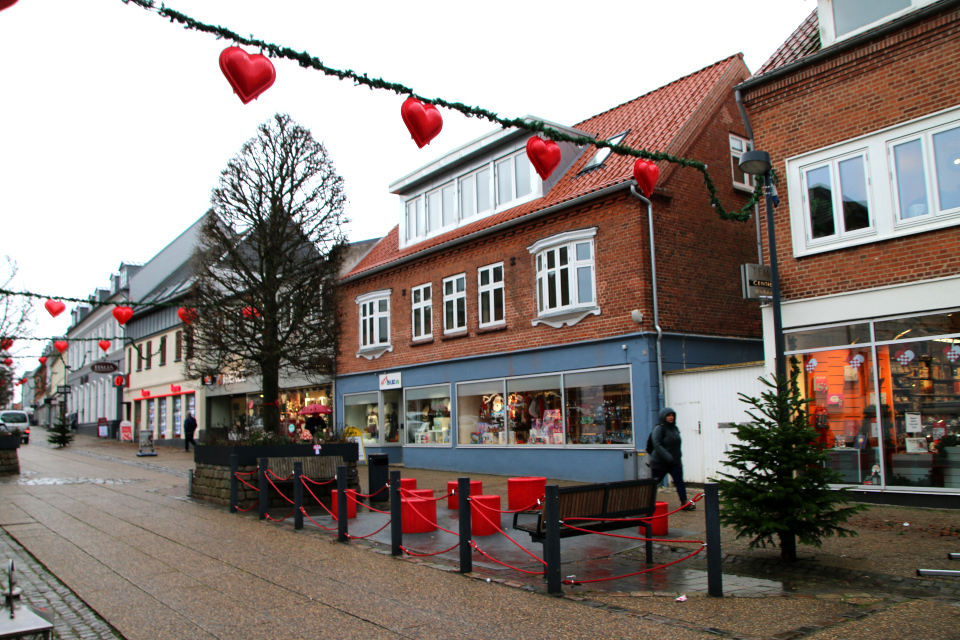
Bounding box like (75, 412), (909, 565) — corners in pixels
(574, 53), (744, 131)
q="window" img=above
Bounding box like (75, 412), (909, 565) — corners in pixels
(411, 283), (432, 340)
(477, 263), (504, 328)
(801, 152), (872, 242)
(459, 167), (491, 220)
(787, 108), (960, 256)
(128, 348), (132, 374)
(528, 228), (599, 327)
(820, 0), (927, 46)
(426, 183), (457, 233)
(405, 198), (422, 241)
(405, 385), (452, 445)
(158, 336), (167, 366)
(175, 331), (182, 362)
(136, 345), (142, 371)
(356, 290), (392, 359)
(495, 150), (535, 206)
(145, 341), (152, 370)
(730, 134), (755, 190)
(582, 132), (627, 171)
(443, 274), (467, 333)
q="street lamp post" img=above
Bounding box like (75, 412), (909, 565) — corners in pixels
(738, 150), (786, 386)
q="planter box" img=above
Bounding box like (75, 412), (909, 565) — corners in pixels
(194, 442), (358, 466)
(0, 434), (22, 449)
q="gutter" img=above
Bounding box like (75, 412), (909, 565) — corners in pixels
(735, 89), (765, 266)
(737, 0), (960, 93)
(340, 181), (633, 285)
(629, 185), (664, 411)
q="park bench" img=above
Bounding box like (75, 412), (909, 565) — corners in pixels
(513, 478), (659, 563)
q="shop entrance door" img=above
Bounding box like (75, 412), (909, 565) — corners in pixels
(671, 400), (705, 483)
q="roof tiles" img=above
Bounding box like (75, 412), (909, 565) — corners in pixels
(755, 9), (821, 76)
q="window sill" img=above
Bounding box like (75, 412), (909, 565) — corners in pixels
(531, 307), (601, 328)
(441, 331), (469, 342)
(356, 345), (393, 360)
(476, 324), (507, 335)
(409, 338), (434, 347)
(732, 182), (755, 194)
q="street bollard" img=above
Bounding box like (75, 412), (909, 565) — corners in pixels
(187, 469), (194, 497)
(258, 457), (268, 521)
(337, 465), (348, 543)
(294, 461), (303, 531)
(458, 477), (472, 574)
(705, 482), (723, 597)
(390, 470), (402, 556)
(544, 485), (561, 595)
(229, 454), (238, 513)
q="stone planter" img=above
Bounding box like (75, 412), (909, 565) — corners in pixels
(0, 434), (21, 475)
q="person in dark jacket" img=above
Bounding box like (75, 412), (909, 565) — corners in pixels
(184, 413), (198, 452)
(650, 407), (693, 511)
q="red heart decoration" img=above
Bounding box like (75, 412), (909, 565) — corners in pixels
(113, 306), (134, 325)
(401, 97), (443, 149)
(178, 307), (197, 325)
(0, 338), (12, 350)
(19, 378), (26, 385)
(170, 384), (181, 393)
(3, 358), (11, 366)
(44, 299), (66, 318)
(633, 159), (660, 197)
(99, 340), (111, 352)
(219, 46), (277, 105)
(0, 1), (19, 12)
(242, 306), (260, 318)
(54, 340), (68, 354)
(38, 357), (47, 365)
(526, 136), (562, 181)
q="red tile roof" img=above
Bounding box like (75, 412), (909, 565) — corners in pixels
(755, 9), (821, 76)
(345, 54), (749, 280)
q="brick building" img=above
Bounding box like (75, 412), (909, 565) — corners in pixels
(335, 55), (764, 482)
(738, 0), (960, 498)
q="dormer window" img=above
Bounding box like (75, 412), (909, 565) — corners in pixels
(819, 0), (936, 47)
(582, 132), (627, 171)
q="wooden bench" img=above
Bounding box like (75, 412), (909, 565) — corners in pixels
(513, 478), (659, 563)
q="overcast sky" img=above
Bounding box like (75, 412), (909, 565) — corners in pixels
(0, 0), (815, 397)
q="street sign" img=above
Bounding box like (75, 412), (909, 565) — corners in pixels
(91, 361), (118, 374)
(741, 263), (772, 300)
(57, 385), (71, 394)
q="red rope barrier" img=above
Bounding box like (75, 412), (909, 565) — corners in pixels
(235, 473), (259, 492)
(234, 470), (257, 476)
(235, 502), (257, 512)
(353, 484), (389, 499)
(264, 509), (295, 522)
(469, 541), (546, 575)
(398, 487), (453, 503)
(345, 518), (392, 540)
(469, 498), (547, 566)
(266, 469), (293, 481)
(401, 497), (459, 536)
(476, 497), (544, 514)
(400, 542), (460, 558)
(301, 480), (337, 518)
(563, 544), (706, 585)
(301, 508), (338, 531)
(265, 474), (295, 505)
(302, 476), (337, 486)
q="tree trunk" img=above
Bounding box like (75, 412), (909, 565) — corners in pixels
(779, 531), (797, 561)
(261, 357), (281, 435)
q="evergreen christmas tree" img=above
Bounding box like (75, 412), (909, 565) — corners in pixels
(717, 363), (866, 560)
(47, 411), (74, 449)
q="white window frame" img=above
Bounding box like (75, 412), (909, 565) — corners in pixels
(787, 106), (960, 257)
(582, 132), (627, 171)
(889, 120), (960, 226)
(442, 274), (467, 334)
(798, 150), (874, 246)
(729, 134), (755, 192)
(411, 283), (432, 341)
(424, 181), (458, 234)
(477, 262), (505, 329)
(356, 289), (392, 360)
(458, 166), (492, 222)
(494, 149), (537, 209)
(528, 228), (600, 328)
(817, 0), (937, 48)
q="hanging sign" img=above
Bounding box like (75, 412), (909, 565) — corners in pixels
(91, 361), (118, 374)
(741, 264), (772, 300)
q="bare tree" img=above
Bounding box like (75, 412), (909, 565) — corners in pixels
(1, 256), (36, 407)
(186, 113), (348, 434)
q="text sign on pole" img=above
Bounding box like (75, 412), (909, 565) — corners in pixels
(741, 263), (772, 300)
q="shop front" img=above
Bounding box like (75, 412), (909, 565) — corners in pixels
(786, 310), (960, 493)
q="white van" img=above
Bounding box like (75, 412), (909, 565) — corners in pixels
(0, 410), (30, 444)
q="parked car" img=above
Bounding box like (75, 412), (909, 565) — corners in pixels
(0, 410), (30, 444)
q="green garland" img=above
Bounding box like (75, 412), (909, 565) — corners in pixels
(0, 287), (182, 309)
(122, 0), (762, 222)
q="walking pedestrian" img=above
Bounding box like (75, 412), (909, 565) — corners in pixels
(184, 412), (198, 452)
(649, 407), (694, 510)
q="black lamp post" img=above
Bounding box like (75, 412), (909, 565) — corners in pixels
(739, 150), (786, 386)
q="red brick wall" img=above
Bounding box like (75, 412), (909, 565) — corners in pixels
(338, 96), (761, 376)
(741, 8), (960, 301)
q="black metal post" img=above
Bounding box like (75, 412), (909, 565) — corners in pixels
(258, 457), (268, 521)
(458, 477), (472, 574)
(544, 484), (561, 595)
(229, 454), (238, 514)
(337, 465), (348, 542)
(390, 470), (402, 556)
(764, 173), (786, 387)
(294, 461), (303, 531)
(705, 482), (723, 597)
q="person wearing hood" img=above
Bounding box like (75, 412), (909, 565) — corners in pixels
(650, 407), (694, 511)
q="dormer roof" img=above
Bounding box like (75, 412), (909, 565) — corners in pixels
(344, 53), (750, 281)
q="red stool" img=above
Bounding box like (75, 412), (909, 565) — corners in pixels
(641, 500), (669, 536)
(447, 480), (483, 510)
(507, 476), (546, 511)
(401, 497), (437, 533)
(470, 494), (502, 536)
(399, 477), (417, 491)
(330, 489), (357, 520)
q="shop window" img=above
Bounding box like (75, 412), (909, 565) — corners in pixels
(457, 379), (505, 445)
(405, 385), (451, 445)
(147, 399), (155, 436)
(443, 274), (467, 334)
(528, 228), (599, 328)
(564, 368), (633, 445)
(411, 283), (432, 340)
(356, 290), (392, 360)
(344, 392), (379, 446)
(506, 376), (562, 445)
(158, 397), (167, 439)
(173, 396), (182, 437)
(478, 263), (504, 328)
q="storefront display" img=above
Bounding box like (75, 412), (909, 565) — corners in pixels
(788, 310), (960, 490)
(345, 389), (400, 446)
(405, 385), (451, 444)
(159, 398), (167, 439)
(173, 396), (182, 437)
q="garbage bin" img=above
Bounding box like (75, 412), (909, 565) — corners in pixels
(368, 453), (390, 502)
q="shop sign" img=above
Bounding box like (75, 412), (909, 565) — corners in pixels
(221, 371), (246, 385)
(91, 361), (118, 374)
(137, 429), (156, 457)
(98, 417), (109, 438)
(119, 420), (134, 442)
(740, 263), (772, 300)
(379, 372), (401, 390)
(57, 385), (71, 394)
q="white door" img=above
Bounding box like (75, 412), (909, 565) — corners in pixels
(671, 400), (703, 482)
